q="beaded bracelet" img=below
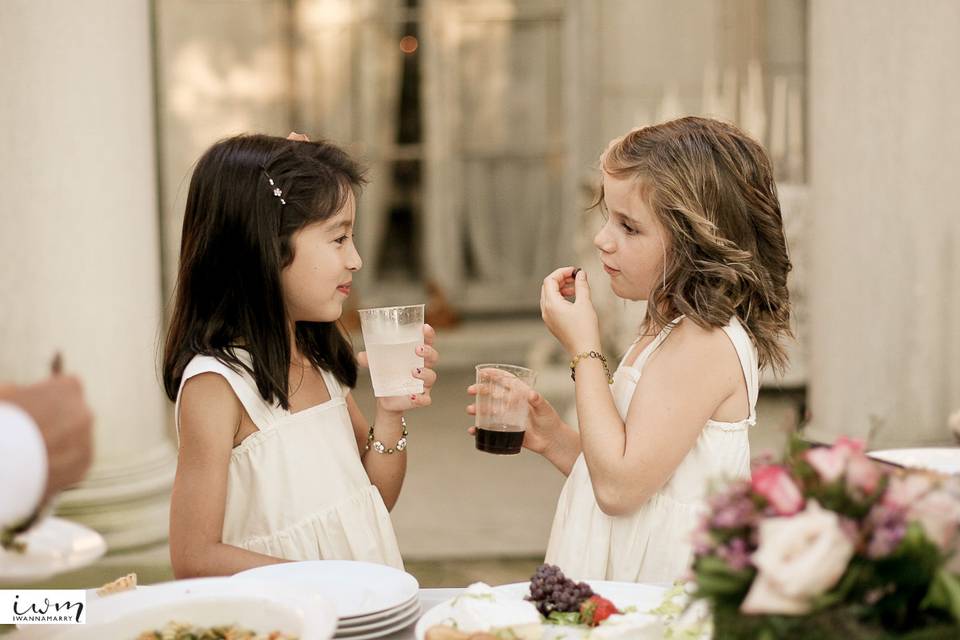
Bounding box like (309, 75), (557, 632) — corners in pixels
(570, 350), (614, 384)
(365, 416), (409, 454)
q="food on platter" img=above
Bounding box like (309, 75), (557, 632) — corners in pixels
(136, 622), (296, 640)
(428, 582), (543, 639)
(97, 572), (138, 596)
(424, 627), (498, 640)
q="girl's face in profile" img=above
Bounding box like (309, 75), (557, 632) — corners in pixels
(281, 190), (362, 323)
(594, 173), (672, 302)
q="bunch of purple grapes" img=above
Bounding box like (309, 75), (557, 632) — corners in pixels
(526, 563), (594, 615)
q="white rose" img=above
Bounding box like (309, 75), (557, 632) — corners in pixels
(740, 500), (855, 615)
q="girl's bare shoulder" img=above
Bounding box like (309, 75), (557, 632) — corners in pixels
(649, 318), (742, 383)
(179, 372), (243, 441)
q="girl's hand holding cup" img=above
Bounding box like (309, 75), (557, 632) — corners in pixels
(465, 384), (562, 456)
(540, 266), (602, 356)
(358, 321), (439, 413)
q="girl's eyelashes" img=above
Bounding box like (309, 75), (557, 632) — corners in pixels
(620, 221), (638, 235)
(334, 234), (351, 245)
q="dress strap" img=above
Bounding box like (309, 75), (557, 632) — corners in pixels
(317, 367), (346, 400)
(633, 315), (685, 371)
(175, 355), (277, 444)
(721, 318), (760, 423)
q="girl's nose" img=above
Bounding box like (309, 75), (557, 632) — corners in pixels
(347, 245), (363, 271)
(594, 225), (614, 253)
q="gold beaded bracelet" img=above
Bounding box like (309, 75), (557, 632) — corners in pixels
(570, 350), (614, 384)
(365, 416), (409, 454)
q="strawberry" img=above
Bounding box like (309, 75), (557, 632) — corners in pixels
(579, 594), (619, 626)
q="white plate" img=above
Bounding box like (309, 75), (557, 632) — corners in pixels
(0, 517), (106, 584)
(236, 560), (420, 618)
(52, 577), (338, 640)
(868, 447), (960, 474)
(338, 592), (419, 627)
(338, 597), (420, 631)
(336, 603), (420, 640)
(415, 581), (668, 640)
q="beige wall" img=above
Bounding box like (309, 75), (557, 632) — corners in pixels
(806, 0), (960, 447)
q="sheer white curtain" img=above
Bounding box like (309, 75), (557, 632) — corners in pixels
(294, 0), (405, 295)
(421, 0), (570, 312)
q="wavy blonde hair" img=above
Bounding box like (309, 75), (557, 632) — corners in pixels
(599, 116), (793, 373)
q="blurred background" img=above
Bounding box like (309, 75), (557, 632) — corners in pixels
(1, 0), (958, 588)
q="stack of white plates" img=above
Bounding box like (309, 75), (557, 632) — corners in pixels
(237, 560), (421, 639)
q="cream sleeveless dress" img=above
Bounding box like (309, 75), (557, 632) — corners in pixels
(545, 316), (757, 583)
(175, 351), (403, 569)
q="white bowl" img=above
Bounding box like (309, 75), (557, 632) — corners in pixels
(53, 577), (337, 640)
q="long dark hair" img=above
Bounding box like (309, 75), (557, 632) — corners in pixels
(162, 133), (365, 408)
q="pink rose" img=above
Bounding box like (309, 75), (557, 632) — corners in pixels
(804, 446), (847, 483)
(834, 436), (866, 455)
(845, 453), (883, 496)
(803, 437), (868, 484)
(883, 474), (935, 510)
(752, 465), (804, 516)
(909, 489), (960, 551)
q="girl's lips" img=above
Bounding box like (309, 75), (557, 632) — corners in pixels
(602, 263), (620, 275)
(336, 285), (351, 295)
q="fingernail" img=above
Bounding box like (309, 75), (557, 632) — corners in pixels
(572, 267), (581, 278)
(410, 395), (417, 401)
(417, 346), (424, 355)
(416, 368), (422, 375)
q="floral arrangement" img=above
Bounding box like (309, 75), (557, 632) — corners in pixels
(691, 437), (960, 639)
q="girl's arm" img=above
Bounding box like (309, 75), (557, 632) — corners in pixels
(573, 320), (742, 515)
(169, 373), (287, 578)
(349, 323), (440, 511)
(346, 394), (407, 511)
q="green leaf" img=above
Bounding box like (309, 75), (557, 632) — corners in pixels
(922, 569), (960, 622)
(545, 611), (583, 626)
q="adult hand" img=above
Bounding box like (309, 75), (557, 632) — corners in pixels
(1, 375), (94, 503)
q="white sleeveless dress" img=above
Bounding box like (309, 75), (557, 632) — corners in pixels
(545, 316), (757, 583)
(175, 351), (403, 569)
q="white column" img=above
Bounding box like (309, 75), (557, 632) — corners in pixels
(806, 1), (960, 447)
(0, 0), (176, 550)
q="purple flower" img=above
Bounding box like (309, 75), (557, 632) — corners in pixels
(706, 481), (758, 531)
(865, 502), (907, 558)
(717, 537), (753, 571)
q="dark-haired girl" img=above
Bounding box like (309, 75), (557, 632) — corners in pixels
(163, 133), (438, 577)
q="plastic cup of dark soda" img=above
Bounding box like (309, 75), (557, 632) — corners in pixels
(474, 364), (536, 455)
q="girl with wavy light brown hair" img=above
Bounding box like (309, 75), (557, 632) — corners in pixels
(470, 116), (792, 583)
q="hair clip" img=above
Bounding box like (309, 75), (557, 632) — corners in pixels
(262, 170), (286, 205)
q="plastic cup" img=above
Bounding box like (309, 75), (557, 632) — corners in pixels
(474, 364), (536, 455)
(358, 304), (425, 397)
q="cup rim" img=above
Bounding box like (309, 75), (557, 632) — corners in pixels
(475, 363), (535, 377)
(357, 303), (425, 314)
